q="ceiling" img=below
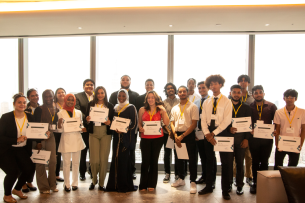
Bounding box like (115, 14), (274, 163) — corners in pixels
(0, 4), (305, 38)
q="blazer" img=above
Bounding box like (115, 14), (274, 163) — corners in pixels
(85, 101), (115, 135)
(0, 111), (34, 156)
(75, 91), (91, 128)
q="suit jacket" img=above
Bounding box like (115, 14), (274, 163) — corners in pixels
(109, 89), (139, 107)
(75, 91), (91, 128)
(0, 111), (34, 156)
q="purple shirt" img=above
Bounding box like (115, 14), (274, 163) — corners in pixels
(250, 100), (277, 126)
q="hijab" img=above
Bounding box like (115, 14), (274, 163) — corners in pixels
(63, 94), (76, 113)
(114, 89), (130, 112)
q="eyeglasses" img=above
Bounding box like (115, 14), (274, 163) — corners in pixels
(285, 96), (296, 100)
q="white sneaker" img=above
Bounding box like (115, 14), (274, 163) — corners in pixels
(171, 178), (185, 187)
(190, 182), (197, 194)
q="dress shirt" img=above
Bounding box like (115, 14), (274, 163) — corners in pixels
(274, 106), (305, 137)
(188, 92), (201, 103)
(201, 93), (232, 136)
(170, 101), (199, 132)
(194, 94), (210, 130)
(85, 92), (94, 102)
(250, 100), (277, 125)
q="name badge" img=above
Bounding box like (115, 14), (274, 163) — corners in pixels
(211, 114), (217, 120)
(286, 127), (295, 133)
(179, 119), (185, 125)
(50, 124), (56, 130)
(95, 122), (101, 126)
(199, 113), (202, 119)
(257, 120), (264, 124)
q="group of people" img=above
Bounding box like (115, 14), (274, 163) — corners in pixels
(0, 74), (304, 202)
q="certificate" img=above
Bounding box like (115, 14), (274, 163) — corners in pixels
(26, 122), (49, 139)
(175, 143), (189, 159)
(110, 116), (131, 133)
(214, 137), (234, 152)
(253, 122), (274, 139)
(63, 117), (82, 133)
(89, 107), (109, 123)
(166, 137), (175, 149)
(195, 129), (205, 140)
(278, 135), (301, 153)
(31, 150), (51, 164)
(143, 121), (162, 135)
(232, 117), (252, 133)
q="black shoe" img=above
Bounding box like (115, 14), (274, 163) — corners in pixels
(250, 184), (256, 194)
(228, 184), (232, 193)
(246, 178), (254, 186)
(72, 186), (78, 191)
(26, 183), (37, 191)
(222, 191), (231, 200)
(56, 177), (64, 182)
(195, 176), (206, 184)
(198, 187), (213, 195)
(80, 175), (86, 181)
(132, 173), (137, 180)
(236, 186), (244, 195)
(212, 183), (215, 189)
(89, 183), (95, 190)
(64, 185), (71, 192)
(98, 186), (106, 191)
(21, 188), (30, 193)
(233, 177), (237, 186)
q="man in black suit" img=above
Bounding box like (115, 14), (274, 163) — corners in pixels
(135, 79), (155, 112)
(75, 79), (95, 181)
(109, 75), (139, 179)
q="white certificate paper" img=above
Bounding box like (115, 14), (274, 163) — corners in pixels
(254, 122), (274, 139)
(278, 135), (301, 153)
(143, 121), (162, 135)
(175, 143), (189, 160)
(232, 117), (252, 133)
(166, 137), (175, 149)
(195, 129), (205, 140)
(89, 107), (109, 122)
(110, 116), (131, 133)
(31, 150), (51, 164)
(63, 117), (82, 133)
(26, 122), (49, 139)
(214, 137), (234, 152)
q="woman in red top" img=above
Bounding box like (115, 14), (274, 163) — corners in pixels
(138, 91), (170, 191)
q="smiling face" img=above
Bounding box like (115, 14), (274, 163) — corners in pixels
(66, 96), (75, 107)
(56, 89), (65, 102)
(14, 97), (27, 112)
(253, 89), (265, 102)
(145, 81), (154, 92)
(178, 87), (188, 100)
(43, 91), (54, 105)
(166, 85), (175, 97)
(198, 83), (208, 97)
(146, 93), (156, 106)
(187, 79), (196, 91)
(83, 81), (94, 95)
(96, 88), (105, 102)
(118, 91), (127, 103)
(121, 76), (131, 89)
(230, 88), (242, 101)
(284, 96), (297, 106)
(28, 90), (39, 105)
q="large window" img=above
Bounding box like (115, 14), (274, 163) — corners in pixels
(0, 39), (18, 116)
(255, 34), (305, 164)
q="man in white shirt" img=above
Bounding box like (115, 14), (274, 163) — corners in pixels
(199, 75), (233, 200)
(274, 89), (305, 169)
(187, 78), (201, 103)
(170, 86), (199, 194)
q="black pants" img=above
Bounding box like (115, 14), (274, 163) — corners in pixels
(54, 132), (62, 177)
(139, 137), (163, 189)
(274, 148), (300, 170)
(0, 147), (35, 196)
(249, 138), (273, 184)
(79, 132), (90, 176)
(203, 139), (217, 186)
(175, 131), (197, 182)
(196, 139), (206, 177)
(163, 133), (178, 175)
(233, 135), (246, 187)
(130, 133), (137, 174)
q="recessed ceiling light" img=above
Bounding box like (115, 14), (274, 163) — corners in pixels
(216, 24), (221, 26)
(169, 25), (173, 27)
(78, 27), (82, 29)
(265, 24), (270, 26)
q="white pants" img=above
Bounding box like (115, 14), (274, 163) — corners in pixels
(62, 151), (81, 188)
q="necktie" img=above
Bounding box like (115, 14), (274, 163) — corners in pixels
(198, 98), (205, 129)
(210, 97), (217, 129)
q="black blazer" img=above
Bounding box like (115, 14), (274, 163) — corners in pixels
(85, 101), (114, 135)
(75, 91), (90, 128)
(0, 111), (34, 156)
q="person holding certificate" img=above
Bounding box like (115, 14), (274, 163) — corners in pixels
(138, 91), (169, 191)
(106, 89), (138, 192)
(170, 86), (199, 194)
(249, 85), (277, 194)
(57, 94), (86, 192)
(227, 85), (252, 195)
(200, 75), (233, 200)
(273, 89), (305, 169)
(85, 86), (114, 191)
(0, 93), (47, 203)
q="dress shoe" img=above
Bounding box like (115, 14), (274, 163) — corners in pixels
(89, 183), (95, 190)
(250, 184), (256, 194)
(12, 190), (27, 199)
(72, 186), (78, 191)
(98, 186), (106, 191)
(246, 178), (254, 186)
(195, 176), (206, 184)
(132, 173), (137, 180)
(212, 183), (215, 189)
(80, 175), (86, 181)
(3, 196), (17, 203)
(236, 186), (244, 195)
(222, 191), (231, 200)
(198, 187), (213, 195)
(26, 183), (37, 191)
(64, 185), (71, 192)
(21, 187), (29, 193)
(228, 184), (232, 192)
(56, 177), (64, 182)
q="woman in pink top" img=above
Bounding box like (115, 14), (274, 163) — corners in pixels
(138, 91), (170, 191)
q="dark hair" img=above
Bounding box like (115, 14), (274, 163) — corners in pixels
(42, 89), (54, 104)
(92, 86), (109, 107)
(145, 79), (154, 85)
(237, 75), (251, 83)
(187, 78), (196, 86)
(83, 79), (95, 87)
(121, 75), (131, 80)
(27, 88), (38, 98)
(205, 74), (225, 89)
(197, 81), (205, 86)
(252, 85), (264, 94)
(164, 82), (177, 97)
(13, 93), (26, 104)
(144, 91), (164, 111)
(54, 88), (66, 103)
(284, 89), (298, 99)
(230, 85), (242, 91)
(178, 85), (188, 92)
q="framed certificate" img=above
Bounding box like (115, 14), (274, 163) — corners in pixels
(232, 117), (252, 133)
(89, 107), (109, 123)
(214, 137), (234, 152)
(143, 121), (162, 135)
(31, 150), (51, 164)
(26, 122), (49, 139)
(63, 117), (82, 133)
(110, 116), (131, 133)
(253, 122), (274, 139)
(278, 135), (301, 153)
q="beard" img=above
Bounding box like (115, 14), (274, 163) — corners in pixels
(255, 98), (263, 102)
(121, 84), (130, 89)
(232, 98), (240, 102)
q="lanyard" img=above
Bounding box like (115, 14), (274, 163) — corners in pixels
(97, 103), (104, 108)
(149, 108), (156, 121)
(284, 107), (297, 128)
(66, 109), (75, 118)
(241, 94), (248, 103)
(213, 95), (222, 114)
(47, 107), (55, 122)
(256, 102), (263, 120)
(192, 96), (195, 102)
(200, 96), (210, 110)
(118, 103), (129, 117)
(179, 100), (189, 119)
(57, 102), (62, 109)
(14, 111), (26, 136)
(232, 102), (243, 118)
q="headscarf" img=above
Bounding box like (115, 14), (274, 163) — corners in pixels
(63, 94), (76, 113)
(114, 89), (130, 112)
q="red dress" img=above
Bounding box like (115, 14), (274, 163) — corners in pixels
(141, 110), (164, 139)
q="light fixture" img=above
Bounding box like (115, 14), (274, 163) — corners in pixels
(265, 24), (270, 26)
(169, 25), (173, 27)
(78, 27), (82, 29)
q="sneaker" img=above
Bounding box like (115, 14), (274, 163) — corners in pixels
(171, 178), (185, 187)
(163, 173), (170, 183)
(190, 182), (197, 194)
(40, 190), (50, 194)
